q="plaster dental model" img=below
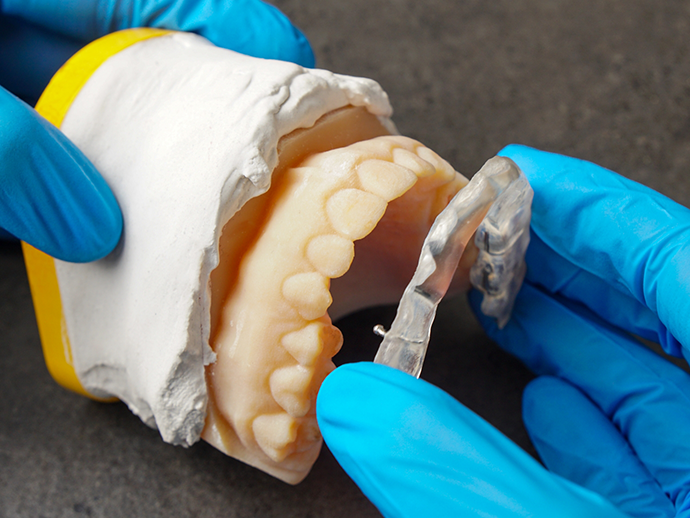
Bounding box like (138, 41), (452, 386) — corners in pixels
(23, 29), (531, 484)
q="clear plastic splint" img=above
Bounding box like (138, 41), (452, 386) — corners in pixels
(374, 157), (533, 378)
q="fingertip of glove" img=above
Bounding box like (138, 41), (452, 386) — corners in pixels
(0, 92), (123, 263)
(522, 376), (571, 428)
(63, 188), (123, 263)
(36, 119), (123, 263)
(317, 362), (407, 428)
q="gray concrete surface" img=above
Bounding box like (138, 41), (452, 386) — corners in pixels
(2, 1), (690, 516)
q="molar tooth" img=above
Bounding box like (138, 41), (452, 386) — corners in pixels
(392, 148), (436, 178)
(252, 413), (298, 463)
(326, 188), (387, 240)
(306, 235), (354, 278)
(270, 365), (313, 417)
(357, 159), (417, 201)
(282, 272), (332, 320)
(416, 146), (456, 180)
(281, 323), (343, 366)
(351, 136), (397, 158)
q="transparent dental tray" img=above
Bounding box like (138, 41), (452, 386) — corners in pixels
(374, 156), (533, 378)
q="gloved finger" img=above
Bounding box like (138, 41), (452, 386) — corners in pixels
(0, 87), (122, 262)
(0, 15), (83, 105)
(525, 231), (681, 357)
(523, 376), (675, 518)
(470, 284), (690, 510)
(498, 144), (690, 362)
(3, 0), (315, 67)
(317, 362), (627, 518)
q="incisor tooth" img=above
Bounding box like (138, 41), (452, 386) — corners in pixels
(392, 148), (436, 178)
(306, 235), (354, 278)
(357, 159), (417, 201)
(282, 272), (332, 320)
(252, 413), (298, 463)
(270, 365), (313, 417)
(281, 322), (343, 366)
(326, 188), (387, 240)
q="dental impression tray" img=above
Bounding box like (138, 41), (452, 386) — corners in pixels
(374, 157), (533, 377)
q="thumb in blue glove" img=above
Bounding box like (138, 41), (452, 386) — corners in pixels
(0, 87), (122, 262)
(317, 362), (628, 518)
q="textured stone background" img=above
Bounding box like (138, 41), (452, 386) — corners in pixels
(1, 1), (689, 516)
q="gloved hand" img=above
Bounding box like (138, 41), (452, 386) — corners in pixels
(466, 144), (690, 517)
(1, 0), (314, 103)
(0, 86), (122, 261)
(317, 146), (690, 517)
(317, 362), (627, 517)
(0, 0), (314, 261)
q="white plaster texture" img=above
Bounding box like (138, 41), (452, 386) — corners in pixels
(54, 32), (392, 447)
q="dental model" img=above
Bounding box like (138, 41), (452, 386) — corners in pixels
(23, 29), (531, 485)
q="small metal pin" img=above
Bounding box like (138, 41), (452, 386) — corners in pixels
(373, 324), (387, 338)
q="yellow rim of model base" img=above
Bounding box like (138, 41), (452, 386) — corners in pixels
(23, 28), (173, 401)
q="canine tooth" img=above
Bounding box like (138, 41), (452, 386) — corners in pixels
(416, 146), (456, 180)
(252, 413), (298, 463)
(270, 366), (313, 417)
(281, 323), (343, 366)
(357, 159), (417, 201)
(326, 188), (387, 240)
(306, 235), (354, 278)
(393, 148), (436, 178)
(282, 272), (332, 320)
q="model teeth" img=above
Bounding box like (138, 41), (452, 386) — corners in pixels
(306, 235), (354, 278)
(352, 135), (399, 157)
(282, 272), (332, 320)
(207, 135), (467, 482)
(394, 149), (435, 178)
(356, 160), (417, 201)
(326, 189), (387, 240)
(297, 418), (321, 446)
(270, 365), (314, 417)
(253, 413), (298, 463)
(416, 146), (457, 182)
(281, 322), (343, 367)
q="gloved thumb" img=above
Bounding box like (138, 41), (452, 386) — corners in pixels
(0, 87), (122, 262)
(316, 362), (627, 518)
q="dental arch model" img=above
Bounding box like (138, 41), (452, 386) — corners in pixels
(23, 29), (531, 485)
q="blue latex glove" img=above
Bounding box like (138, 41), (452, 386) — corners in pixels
(0, 86), (122, 261)
(317, 362), (627, 517)
(2, 0), (315, 79)
(468, 144), (690, 517)
(0, 0), (314, 260)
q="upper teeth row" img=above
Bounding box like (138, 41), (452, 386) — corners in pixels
(208, 136), (462, 477)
